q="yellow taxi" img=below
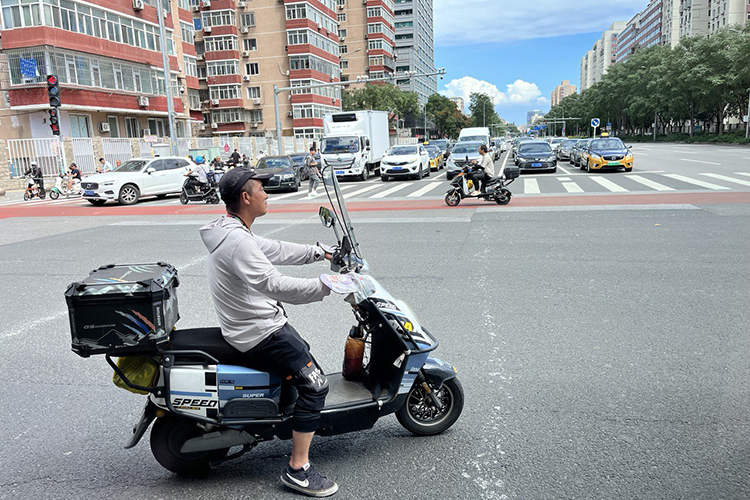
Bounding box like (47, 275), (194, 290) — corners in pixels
(579, 137), (634, 173)
(425, 145), (444, 171)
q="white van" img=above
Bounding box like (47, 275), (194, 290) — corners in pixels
(458, 127), (491, 146)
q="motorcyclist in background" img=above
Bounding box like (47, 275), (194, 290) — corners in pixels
(468, 145), (493, 195)
(24, 161), (45, 192)
(185, 156), (211, 194)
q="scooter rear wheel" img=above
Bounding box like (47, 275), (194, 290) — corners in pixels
(150, 415), (228, 477)
(495, 188), (511, 205)
(179, 192), (189, 205)
(396, 377), (464, 436)
(444, 191), (460, 207)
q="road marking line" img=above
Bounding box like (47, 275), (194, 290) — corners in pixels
(700, 173), (750, 187)
(628, 175), (675, 191)
(735, 172), (750, 178)
(407, 182), (443, 197)
(369, 182), (414, 198)
(674, 151), (697, 154)
(557, 164), (571, 175)
(590, 176), (629, 192)
(343, 185), (381, 199)
(680, 158), (721, 166)
(744, 157), (750, 160)
(558, 177), (571, 181)
(662, 174), (730, 190)
(561, 181), (584, 193)
(524, 178), (540, 194)
(637, 153), (649, 156)
(270, 191), (306, 201)
(304, 184), (356, 199)
(431, 172), (446, 180)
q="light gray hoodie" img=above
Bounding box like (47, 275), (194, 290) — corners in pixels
(199, 216), (330, 352)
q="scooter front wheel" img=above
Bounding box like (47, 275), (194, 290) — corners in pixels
(49, 190), (59, 200)
(150, 414), (228, 477)
(179, 192), (189, 205)
(444, 190), (460, 207)
(396, 377), (464, 436)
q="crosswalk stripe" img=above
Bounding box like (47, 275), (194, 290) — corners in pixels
(662, 174), (730, 190)
(524, 179), (540, 194)
(343, 185), (381, 199)
(305, 184), (356, 199)
(407, 182), (443, 197)
(627, 175), (675, 191)
(735, 172), (750, 178)
(270, 191), (305, 201)
(561, 181), (584, 193)
(681, 158), (721, 166)
(432, 172), (446, 180)
(700, 173), (750, 187)
(590, 176), (628, 192)
(370, 182), (414, 198)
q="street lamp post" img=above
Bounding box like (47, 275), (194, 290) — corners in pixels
(746, 89), (750, 139)
(157, 2), (177, 155)
(654, 110), (657, 141)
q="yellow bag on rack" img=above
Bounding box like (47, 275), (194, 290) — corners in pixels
(112, 356), (159, 395)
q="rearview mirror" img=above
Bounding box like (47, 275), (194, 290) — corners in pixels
(146, 167), (156, 174)
(627, 145), (632, 149)
(318, 206), (336, 228)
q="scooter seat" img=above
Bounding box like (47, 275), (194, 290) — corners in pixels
(169, 327), (246, 365)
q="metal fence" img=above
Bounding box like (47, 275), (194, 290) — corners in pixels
(7, 138), (65, 178)
(196, 137), (215, 149)
(101, 138), (133, 166)
(177, 139), (191, 157)
(390, 136), (418, 146)
(138, 140), (155, 157)
(71, 138), (96, 174)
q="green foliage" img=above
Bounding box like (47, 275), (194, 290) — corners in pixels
(546, 25), (750, 141)
(468, 93), (501, 128)
(425, 93), (470, 139)
(342, 83), (419, 123)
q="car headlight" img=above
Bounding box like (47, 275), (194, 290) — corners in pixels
(626, 152), (633, 159)
(282, 173), (295, 180)
(517, 157), (527, 162)
(545, 156), (556, 162)
(101, 181), (117, 186)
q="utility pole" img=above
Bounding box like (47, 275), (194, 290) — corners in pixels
(653, 109), (657, 141)
(158, 2), (177, 155)
(746, 89), (749, 139)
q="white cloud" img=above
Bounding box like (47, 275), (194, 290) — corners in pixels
(441, 77), (545, 108)
(435, 0), (640, 45)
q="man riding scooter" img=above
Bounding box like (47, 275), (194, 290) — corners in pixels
(468, 145), (493, 195)
(185, 156), (211, 195)
(24, 161), (45, 193)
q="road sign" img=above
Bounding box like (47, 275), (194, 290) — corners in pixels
(606, 122), (612, 131)
(744, 115), (749, 123)
(143, 135), (158, 143)
(591, 118), (600, 128)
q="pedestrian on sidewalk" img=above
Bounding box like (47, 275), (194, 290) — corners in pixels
(306, 146), (321, 197)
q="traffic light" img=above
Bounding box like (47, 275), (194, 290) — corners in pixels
(48, 107), (60, 136)
(47, 74), (60, 107)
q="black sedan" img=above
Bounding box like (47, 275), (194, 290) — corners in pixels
(515, 141), (557, 173)
(255, 156), (302, 192)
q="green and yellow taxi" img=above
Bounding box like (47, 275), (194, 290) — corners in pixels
(579, 137), (633, 173)
(425, 145), (444, 171)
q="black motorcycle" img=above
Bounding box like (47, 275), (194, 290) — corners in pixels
(444, 159), (519, 207)
(180, 172), (220, 205)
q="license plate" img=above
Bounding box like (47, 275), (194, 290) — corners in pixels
(531, 163), (542, 167)
(335, 170), (346, 175)
(607, 161), (621, 166)
(392, 167), (403, 170)
(84, 190), (95, 196)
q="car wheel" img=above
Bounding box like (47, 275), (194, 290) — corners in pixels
(425, 164), (430, 177)
(118, 184), (140, 205)
(291, 176), (300, 192)
(358, 166), (369, 181)
(586, 160), (592, 173)
(381, 175), (389, 182)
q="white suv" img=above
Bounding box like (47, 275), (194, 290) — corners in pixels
(80, 156), (194, 206)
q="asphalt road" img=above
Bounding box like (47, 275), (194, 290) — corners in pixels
(0, 198), (749, 499)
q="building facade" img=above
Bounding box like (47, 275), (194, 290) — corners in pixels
(617, 0), (664, 63)
(449, 96), (465, 114)
(662, 0), (749, 47)
(579, 21), (627, 92)
(526, 109), (544, 126)
(550, 80), (577, 107)
(337, 0), (396, 86)
(392, 0), (436, 107)
(0, 0), (196, 141)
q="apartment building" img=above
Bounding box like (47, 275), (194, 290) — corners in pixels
(392, 0), (436, 107)
(449, 96), (465, 114)
(0, 0), (196, 140)
(337, 0), (396, 86)
(550, 80), (577, 107)
(579, 21), (627, 91)
(662, 0), (748, 47)
(617, 0), (664, 63)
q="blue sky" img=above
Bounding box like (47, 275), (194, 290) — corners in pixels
(433, 0), (647, 125)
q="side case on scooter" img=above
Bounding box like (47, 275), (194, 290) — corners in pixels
(65, 263), (179, 357)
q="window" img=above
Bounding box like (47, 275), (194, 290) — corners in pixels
(148, 159), (166, 171)
(205, 36), (239, 52)
(240, 12), (255, 27)
(201, 10), (236, 27)
(207, 60), (239, 76)
(247, 109), (263, 122)
(247, 86), (261, 99)
(340, 60), (349, 70)
(209, 85), (242, 100)
(124, 117), (140, 138)
(246, 62), (259, 75)
(107, 116), (120, 138)
(183, 55), (198, 77)
(188, 90), (201, 109)
(147, 118), (166, 137)
(180, 21), (194, 43)
(340, 45), (348, 54)
(69, 114), (91, 138)
(337, 13), (346, 22)
(339, 28), (347, 38)
(243, 38), (257, 51)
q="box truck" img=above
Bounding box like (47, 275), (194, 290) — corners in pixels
(321, 110), (389, 181)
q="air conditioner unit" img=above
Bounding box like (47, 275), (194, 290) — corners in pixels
(242, 75), (251, 82)
(192, 5), (200, 12)
(201, 0), (211, 8)
(253, 98), (261, 105)
(211, 123), (219, 129)
(99, 122), (111, 132)
(317, 23), (322, 30)
(204, 26), (212, 33)
(138, 96), (149, 107)
(142, 128), (151, 136)
(132, 0), (145, 11)
(340, 37), (346, 41)
(251, 123), (258, 128)
(197, 54), (204, 60)
(242, 50), (250, 57)
(238, 1), (247, 7)
(241, 27), (249, 34)
(338, 4), (344, 9)
(287, 111), (293, 117)
(211, 99), (220, 105)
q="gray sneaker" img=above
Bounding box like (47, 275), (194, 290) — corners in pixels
(281, 463), (338, 497)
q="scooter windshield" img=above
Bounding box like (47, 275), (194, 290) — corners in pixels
(321, 165), (362, 260)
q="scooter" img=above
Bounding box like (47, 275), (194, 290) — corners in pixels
(23, 175), (46, 200)
(179, 173), (220, 205)
(49, 174), (81, 199)
(69, 164), (464, 477)
(444, 160), (519, 207)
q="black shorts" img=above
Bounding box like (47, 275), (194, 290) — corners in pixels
(241, 323), (315, 378)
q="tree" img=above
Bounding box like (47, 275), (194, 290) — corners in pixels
(342, 83), (419, 125)
(426, 94), (469, 139)
(468, 93), (500, 128)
